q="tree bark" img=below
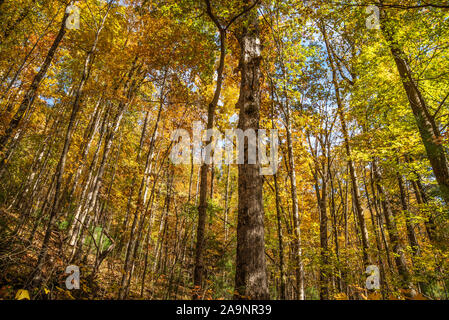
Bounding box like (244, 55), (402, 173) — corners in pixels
(233, 8), (269, 300)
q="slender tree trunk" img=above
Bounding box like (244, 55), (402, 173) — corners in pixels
(0, 3), (70, 160)
(405, 155), (436, 242)
(193, 0), (227, 299)
(329, 167), (344, 294)
(284, 108), (305, 300)
(363, 171), (388, 297)
(372, 159), (415, 296)
(0, 0), (36, 43)
(118, 96), (163, 299)
(140, 181), (161, 297)
(320, 22), (370, 268)
(397, 171), (419, 256)
(188, 152), (194, 203)
(0, 10), (58, 101)
(67, 96), (105, 202)
(269, 76), (287, 300)
(224, 164), (231, 243)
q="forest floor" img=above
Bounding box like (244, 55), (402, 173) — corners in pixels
(0, 207), (438, 300)
(0, 207), (137, 300)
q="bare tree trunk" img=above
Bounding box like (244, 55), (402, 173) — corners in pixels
(194, 165), (200, 206)
(284, 106), (305, 300)
(91, 135), (122, 278)
(67, 96), (105, 202)
(193, 0), (227, 299)
(224, 164), (231, 243)
(269, 96), (286, 300)
(188, 152), (194, 203)
(397, 171), (419, 256)
(312, 157), (329, 300)
(372, 159), (415, 296)
(329, 167), (344, 294)
(363, 171), (388, 298)
(233, 8), (269, 300)
(140, 181), (161, 297)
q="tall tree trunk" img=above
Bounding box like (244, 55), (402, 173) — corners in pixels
(223, 164), (231, 244)
(140, 180), (162, 297)
(188, 152), (194, 203)
(314, 170), (329, 300)
(397, 171), (419, 256)
(0, 10), (58, 101)
(29, 56), (139, 286)
(363, 171), (388, 297)
(67, 96), (105, 203)
(405, 155), (436, 242)
(233, 8), (269, 300)
(329, 167), (344, 294)
(284, 101), (305, 300)
(269, 95), (286, 300)
(372, 159), (415, 296)
(193, 0), (227, 299)
(0, 2), (70, 161)
(380, 4), (449, 204)
(0, 0), (36, 43)
(52, 3), (112, 253)
(320, 22), (370, 268)
(118, 101), (163, 299)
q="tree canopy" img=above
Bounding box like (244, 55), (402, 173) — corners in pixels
(0, 0), (449, 300)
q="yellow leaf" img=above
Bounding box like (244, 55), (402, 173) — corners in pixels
(367, 291), (382, 300)
(66, 291), (75, 300)
(334, 292), (348, 300)
(15, 289), (30, 300)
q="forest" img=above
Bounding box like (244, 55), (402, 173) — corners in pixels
(0, 0), (449, 301)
